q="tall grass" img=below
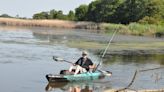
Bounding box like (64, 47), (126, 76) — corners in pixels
(0, 18), (76, 28)
(100, 23), (164, 37)
(128, 23), (164, 36)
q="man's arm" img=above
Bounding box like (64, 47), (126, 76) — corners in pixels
(74, 57), (81, 65)
(88, 58), (96, 69)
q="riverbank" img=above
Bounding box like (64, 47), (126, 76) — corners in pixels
(0, 18), (163, 37)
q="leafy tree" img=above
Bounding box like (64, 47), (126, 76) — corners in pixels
(145, 0), (163, 17)
(87, 0), (122, 23)
(113, 0), (164, 24)
(145, 0), (164, 22)
(33, 10), (71, 20)
(112, 0), (147, 24)
(75, 4), (88, 21)
(49, 9), (58, 19)
(33, 12), (49, 19)
(138, 0), (164, 24)
(32, 0), (164, 24)
(0, 14), (12, 18)
(55, 10), (65, 19)
(87, 0), (101, 22)
(67, 10), (75, 20)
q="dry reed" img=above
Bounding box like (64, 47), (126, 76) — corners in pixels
(0, 18), (76, 28)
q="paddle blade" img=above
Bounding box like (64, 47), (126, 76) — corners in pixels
(53, 56), (64, 62)
(102, 70), (112, 77)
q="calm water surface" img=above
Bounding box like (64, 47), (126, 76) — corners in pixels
(0, 26), (163, 92)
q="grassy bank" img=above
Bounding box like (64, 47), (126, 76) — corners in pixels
(100, 23), (164, 37)
(0, 17), (164, 37)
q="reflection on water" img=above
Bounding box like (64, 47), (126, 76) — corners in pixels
(0, 26), (164, 92)
(32, 29), (110, 44)
(45, 81), (112, 92)
(103, 54), (164, 65)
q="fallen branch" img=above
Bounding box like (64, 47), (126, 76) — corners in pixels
(139, 67), (164, 72)
(115, 67), (164, 92)
(115, 70), (138, 92)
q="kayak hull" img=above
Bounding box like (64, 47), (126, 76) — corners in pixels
(46, 74), (69, 82)
(46, 70), (111, 83)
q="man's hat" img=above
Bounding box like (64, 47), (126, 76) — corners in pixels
(82, 51), (88, 55)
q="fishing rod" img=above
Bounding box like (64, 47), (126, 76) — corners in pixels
(94, 30), (118, 71)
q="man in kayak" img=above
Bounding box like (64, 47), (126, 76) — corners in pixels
(69, 51), (96, 75)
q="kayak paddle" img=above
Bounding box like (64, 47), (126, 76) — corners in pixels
(52, 56), (88, 68)
(52, 56), (74, 65)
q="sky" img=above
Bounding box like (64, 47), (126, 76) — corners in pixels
(0, 0), (93, 18)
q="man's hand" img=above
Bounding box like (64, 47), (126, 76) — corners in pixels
(89, 64), (96, 69)
(73, 63), (76, 66)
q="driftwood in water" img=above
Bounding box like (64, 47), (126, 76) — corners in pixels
(115, 67), (164, 92)
(115, 70), (138, 92)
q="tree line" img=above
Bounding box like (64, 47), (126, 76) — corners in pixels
(85, 0), (164, 24)
(33, 10), (75, 20)
(0, 14), (12, 18)
(33, 0), (164, 24)
(1, 0), (164, 25)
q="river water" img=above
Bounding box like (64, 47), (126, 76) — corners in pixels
(0, 26), (163, 92)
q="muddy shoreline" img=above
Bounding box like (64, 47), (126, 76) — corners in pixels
(96, 49), (164, 57)
(31, 28), (164, 56)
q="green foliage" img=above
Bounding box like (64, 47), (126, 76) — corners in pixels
(86, 0), (101, 22)
(87, 0), (122, 23)
(32, 0), (164, 25)
(138, 16), (160, 24)
(103, 22), (164, 36)
(33, 12), (49, 19)
(75, 4), (88, 21)
(79, 0), (164, 24)
(112, 0), (148, 24)
(55, 10), (66, 20)
(137, 0), (164, 25)
(67, 10), (75, 20)
(110, 0), (164, 24)
(33, 9), (75, 20)
(48, 9), (57, 19)
(0, 14), (12, 18)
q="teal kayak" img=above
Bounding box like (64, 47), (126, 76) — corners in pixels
(46, 70), (112, 83)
